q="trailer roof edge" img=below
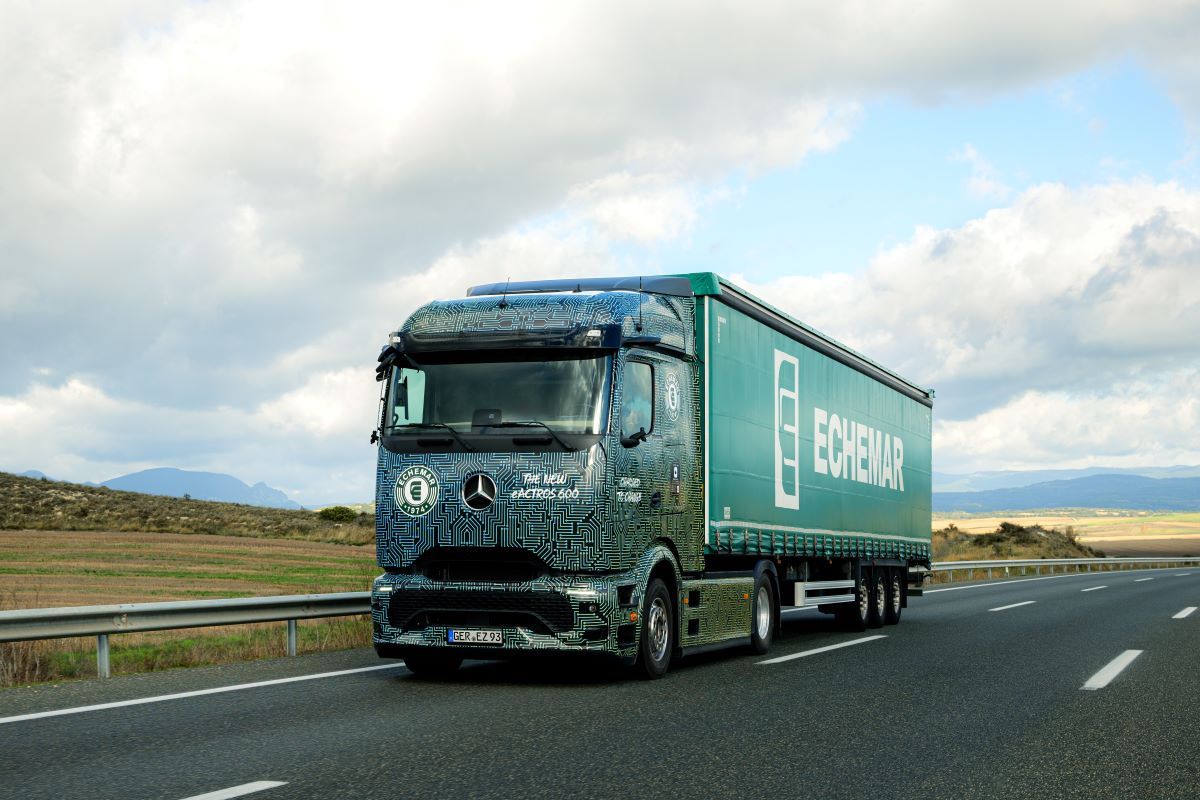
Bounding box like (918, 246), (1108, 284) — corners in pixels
(677, 271), (934, 406)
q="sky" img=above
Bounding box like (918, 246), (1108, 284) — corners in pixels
(2, 1), (1200, 505)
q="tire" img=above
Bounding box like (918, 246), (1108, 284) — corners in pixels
(402, 649), (463, 679)
(635, 577), (674, 679)
(837, 567), (871, 632)
(884, 569), (903, 625)
(750, 572), (777, 654)
(867, 570), (886, 629)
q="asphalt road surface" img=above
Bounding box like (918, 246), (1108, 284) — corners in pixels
(3, 567), (1198, 800)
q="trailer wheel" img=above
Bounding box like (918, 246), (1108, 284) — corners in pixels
(837, 567), (871, 632)
(750, 572), (777, 654)
(868, 570), (886, 629)
(635, 577), (674, 679)
(884, 569), (903, 625)
(402, 649), (463, 679)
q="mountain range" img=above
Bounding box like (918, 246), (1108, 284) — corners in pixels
(934, 473), (1200, 513)
(99, 468), (300, 509)
(933, 465), (1200, 493)
(12, 467), (300, 509)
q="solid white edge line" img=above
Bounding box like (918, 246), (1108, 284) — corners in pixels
(1173, 607), (1197, 619)
(1080, 586), (1107, 592)
(1135, 578), (1154, 582)
(0, 663), (404, 726)
(757, 635), (885, 665)
(180, 781), (287, 800)
(988, 601), (1037, 612)
(1081, 650), (1143, 690)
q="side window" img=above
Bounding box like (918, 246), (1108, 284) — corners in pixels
(389, 368), (426, 427)
(621, 361), (654, 438)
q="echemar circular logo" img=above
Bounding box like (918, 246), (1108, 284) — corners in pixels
(665, 371), (680, 421)
(394, 466), (439, 516)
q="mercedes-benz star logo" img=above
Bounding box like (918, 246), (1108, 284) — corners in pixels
(462, 473), (497, 511)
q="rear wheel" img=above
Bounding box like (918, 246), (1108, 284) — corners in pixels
(635, 577), (674, 679)
(837, 566), (871, 632)
(868, 570), (886, 629)
(750, 572), (777, 654)
(402, 649), (463, 679)
(884, 569), (903, 625)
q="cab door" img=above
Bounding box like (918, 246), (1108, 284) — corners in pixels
(614, 351), (701, 571)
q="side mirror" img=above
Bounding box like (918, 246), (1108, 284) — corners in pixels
(620, 427), (648, 448)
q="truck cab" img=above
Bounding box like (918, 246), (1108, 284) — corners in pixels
(371, 276), (701, 677)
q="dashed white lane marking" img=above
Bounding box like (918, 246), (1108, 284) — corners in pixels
(1082, 650), (1143, 691)
(1173, 607), (1197, 619)
(0, 664), (404, 726)
(1081, 586), (1107, 592)
(989, 601), (1037, 612)
(180, 782), (287, 800)
(1135, 578), (1154, 582)
(757, 635), (886, 665)
(1177, 573), (1193, 577)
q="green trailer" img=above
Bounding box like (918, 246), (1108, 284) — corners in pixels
(370, 273), (932, 677)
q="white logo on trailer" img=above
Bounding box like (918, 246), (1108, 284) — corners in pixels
(774, 349), (800, 510)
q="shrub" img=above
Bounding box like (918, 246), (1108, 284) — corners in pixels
(318, 505), (358, 523)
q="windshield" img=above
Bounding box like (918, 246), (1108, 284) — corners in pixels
(385, 355), (611, 435)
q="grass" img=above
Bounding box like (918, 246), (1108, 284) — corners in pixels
(0, 529), (377, 688)
(0, 471), (374, 545)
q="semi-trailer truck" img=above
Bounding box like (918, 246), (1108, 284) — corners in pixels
(370, 273), (933, 678)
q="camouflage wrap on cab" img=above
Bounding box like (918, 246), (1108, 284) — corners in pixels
(373, 290), (703, 659)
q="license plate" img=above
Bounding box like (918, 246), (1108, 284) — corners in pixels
(448, 629), (503, 645)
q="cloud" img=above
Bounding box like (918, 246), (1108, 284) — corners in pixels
(935, 369), (1200, 472)
(952, 143), (1012, 201)
(5, 1), (1200, 498)
(736, 179), (1200, 471)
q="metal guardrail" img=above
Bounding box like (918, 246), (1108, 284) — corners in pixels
(0, 592), (370, 678)
(3, 556), (1200, 679)
(930, 556), (1200, 581)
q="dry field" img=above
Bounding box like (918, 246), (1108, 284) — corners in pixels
(1, 530), (378, 687)
(932, 511), (1200, 557)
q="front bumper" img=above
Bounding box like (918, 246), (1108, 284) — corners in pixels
(371, 570), (641, 661)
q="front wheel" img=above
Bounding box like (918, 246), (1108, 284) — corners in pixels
(635, 578), (674, 679)
(750, 572), (776, 654)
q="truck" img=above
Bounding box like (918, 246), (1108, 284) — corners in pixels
(370, 273), (933, 678)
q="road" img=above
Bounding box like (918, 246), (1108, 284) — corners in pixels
(2, 568), (1198, 800)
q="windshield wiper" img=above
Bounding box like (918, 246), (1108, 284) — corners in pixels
(485, 421), (577, 452)
(389, 422), (475, 451)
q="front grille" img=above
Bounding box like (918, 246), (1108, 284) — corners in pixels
(388, 588), (574, 633)
(414, 548), (547, 583)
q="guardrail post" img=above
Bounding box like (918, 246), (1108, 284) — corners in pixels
(987, 568), (993, 580)
(96, 634), (110, 679)
(287, 619), (297, 657)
